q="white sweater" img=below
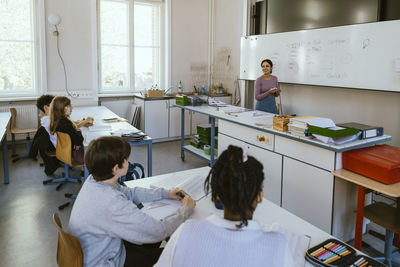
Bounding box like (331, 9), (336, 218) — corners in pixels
(155, 215), (295, 267)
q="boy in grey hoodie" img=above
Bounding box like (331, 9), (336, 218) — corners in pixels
(68, 136), (195, 267)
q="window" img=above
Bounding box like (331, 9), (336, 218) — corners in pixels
(0, 0), (44, 97)
(98, 0), (163, 94)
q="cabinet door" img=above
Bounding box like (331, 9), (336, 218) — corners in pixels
(218, 133), (245, 156)
(218, 133), (282, 206)
(246, 144), (282, 206)
(191, 112), (209, 135)
(169, 99), (191, 137)
(144, 100), (169, 139)
(282, 157), (334, 233)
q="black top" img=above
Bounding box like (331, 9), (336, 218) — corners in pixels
(56, 117), (84, 147)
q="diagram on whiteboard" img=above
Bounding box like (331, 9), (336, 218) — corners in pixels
(240, 20), (400, 92)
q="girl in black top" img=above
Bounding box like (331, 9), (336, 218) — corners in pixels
(49, 96), (84, 148)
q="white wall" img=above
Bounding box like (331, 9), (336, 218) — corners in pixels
(212, 0), (243, 94)
(45, 0), (96, 103)
(170, 0), (210, 94)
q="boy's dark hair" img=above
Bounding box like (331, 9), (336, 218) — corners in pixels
(204, 145), (264, 228)
(85, 136), (131, 181)
(36, 94), (55, 112)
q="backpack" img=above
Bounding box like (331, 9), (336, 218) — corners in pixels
(118, 162), (145, 186)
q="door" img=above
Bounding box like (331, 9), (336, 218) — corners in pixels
(144, 100), (169, 139)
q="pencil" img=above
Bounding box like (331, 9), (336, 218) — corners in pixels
(359, 262), (368, 267)
(323, 250), (351, 264)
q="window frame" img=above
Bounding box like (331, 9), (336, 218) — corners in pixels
(0, 0), (47, 100)
(97, 0), (164, 95)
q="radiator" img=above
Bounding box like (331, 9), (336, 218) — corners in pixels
(0, 105), (38, 140)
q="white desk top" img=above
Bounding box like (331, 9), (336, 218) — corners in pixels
(70, 106), (151, 146)
(176, 105), (391, 152)
(0, 112), (11, 138)
(125, 167), (332, 266)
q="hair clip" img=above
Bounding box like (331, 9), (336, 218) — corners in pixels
(242, 150), (248, 162)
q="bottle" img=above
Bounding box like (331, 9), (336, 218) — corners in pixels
(178, 81), (183, 94)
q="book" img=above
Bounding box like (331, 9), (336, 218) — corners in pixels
(150, 174), (207, 201)
(336, 122), (383, 139)
(313, 132), (362, 145)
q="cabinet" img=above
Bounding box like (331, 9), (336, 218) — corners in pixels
(218, 133), (282, 206)
(282, 157), (334, 233)
(143, 100), (169, 139)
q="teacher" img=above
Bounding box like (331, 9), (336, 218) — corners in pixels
(255, 59), (280, 114)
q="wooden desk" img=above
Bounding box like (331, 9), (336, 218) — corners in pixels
(0, 112), (11, 184)
(332, 169), (400, 250)
(71, 106), (153, 177)
(126, 167), (334, 267)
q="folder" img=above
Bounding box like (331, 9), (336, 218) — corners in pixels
(307, 125), (359, 139)
(336, 122), (383, 139)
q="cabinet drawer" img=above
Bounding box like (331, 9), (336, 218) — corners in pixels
(275, 135), (336, 170)
(219, 121), (274, 151)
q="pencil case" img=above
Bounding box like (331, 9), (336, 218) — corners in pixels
(305, 238), (387, 267)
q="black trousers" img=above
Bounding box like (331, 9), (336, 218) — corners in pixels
(123, 240), (163, 267)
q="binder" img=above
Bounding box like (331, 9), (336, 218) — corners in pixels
(336, 122), (383, 139)
(307, 125), (359, 139)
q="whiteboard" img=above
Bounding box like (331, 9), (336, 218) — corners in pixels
(240, 20), (400, 92)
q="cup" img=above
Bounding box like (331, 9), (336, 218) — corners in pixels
(204, 145), (211, 155)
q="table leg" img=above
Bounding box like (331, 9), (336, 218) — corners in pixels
(2, 134), (9, 184)
(210, 117), (215, 167)
(180, 109), (185, 161)
(148, 142), (152, 177)
(354, 185), (366, 250)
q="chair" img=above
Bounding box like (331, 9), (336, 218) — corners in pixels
(364, 202), (400, 267)
(9, 108), (37, 162)
(56, 132), (84, 210)
(118, 162), (145, 186)
(52, 213), (83, 267)
(43, 132), (83, 192)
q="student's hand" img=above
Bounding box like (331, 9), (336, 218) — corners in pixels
(168, 188), (186, 200)
(181, 196), (196, 210)
(84, 117), (94, 127)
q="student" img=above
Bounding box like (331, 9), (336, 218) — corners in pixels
(155, 145), (294, 267)
(68, 136), (195, 267)
(36, 94), (57, 146)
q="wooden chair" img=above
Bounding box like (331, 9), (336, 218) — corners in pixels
(56, 132), (84, 210)
(52, 213), (83, 267)
(9, 108), (37, 162)
(364, 202), (400, 267)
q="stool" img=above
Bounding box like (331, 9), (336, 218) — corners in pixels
(364, 202), (400, 267)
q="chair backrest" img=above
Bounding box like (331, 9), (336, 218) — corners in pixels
(52, 213), (83, 267)
(9, 108), (17, 131)
(56, 132), (72, 165)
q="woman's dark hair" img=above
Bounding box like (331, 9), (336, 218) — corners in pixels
(36, 94), (55, 113)
(85, 136), (131, 181)
(260, 59), (273, 73)
(204, 145), (264, 228)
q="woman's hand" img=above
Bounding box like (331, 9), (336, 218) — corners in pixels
(168, 187), (186, 200)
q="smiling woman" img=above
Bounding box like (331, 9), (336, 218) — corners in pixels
(254, 59), (280, 114)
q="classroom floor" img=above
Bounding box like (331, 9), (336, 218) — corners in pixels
(0, 140), (389, 266)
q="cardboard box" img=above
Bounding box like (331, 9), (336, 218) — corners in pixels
(143, 90), (164, 98)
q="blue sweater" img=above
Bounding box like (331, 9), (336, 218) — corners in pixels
(68, 175), (192, 267)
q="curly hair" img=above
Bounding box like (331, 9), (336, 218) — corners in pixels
(36, 94), (55, 113)
(204, 145), (264, 228)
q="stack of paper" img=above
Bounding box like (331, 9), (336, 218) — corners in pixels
(88, 124), (112, 132)
(288, 116), (316, 137)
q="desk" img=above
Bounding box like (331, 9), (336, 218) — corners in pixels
(0, 112), (11, 184)
(174, 104), (391, 241)
(70, 106), (152, 177)
(125, 166), (333, 267)
(332, 169), (400, 250)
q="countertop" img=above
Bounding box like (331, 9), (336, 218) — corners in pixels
(133, 92), (231, 100)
